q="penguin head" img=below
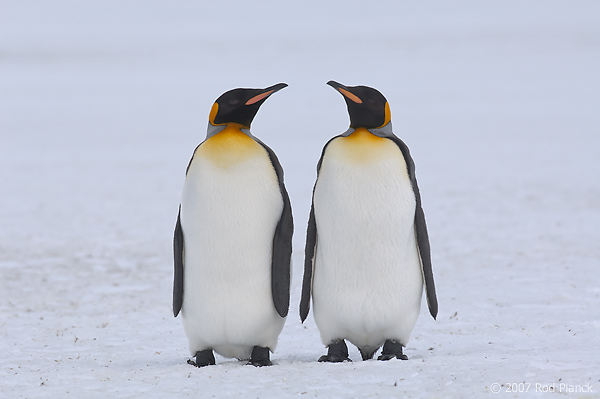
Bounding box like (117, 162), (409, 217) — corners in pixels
(327, 81), (391, 129)
(209, 83), (288, 128)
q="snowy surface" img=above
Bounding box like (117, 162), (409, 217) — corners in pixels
(1, 1), (599, 397)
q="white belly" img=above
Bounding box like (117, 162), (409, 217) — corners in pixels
(312, 135), (423, 351)
(180, 145), (285, 359)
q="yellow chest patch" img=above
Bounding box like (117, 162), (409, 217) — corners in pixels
(328, 128), (399, 163)
(195, 125), (264, 168)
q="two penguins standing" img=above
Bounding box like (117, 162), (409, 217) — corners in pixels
(173, 82), (438, 367)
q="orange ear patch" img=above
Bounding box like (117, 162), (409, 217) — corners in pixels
(209, 102), (219, 124)
(245, 90), (274, 105)
(383, 102), (391, 126)
(338, 88), (362, 104)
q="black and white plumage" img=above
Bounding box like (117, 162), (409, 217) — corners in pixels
(173, 83), (293, 367)
(300, 81), (437, 362)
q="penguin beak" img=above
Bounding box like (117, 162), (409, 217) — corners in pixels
(327, 80), (363, 104)
(245, 83), (288, 105)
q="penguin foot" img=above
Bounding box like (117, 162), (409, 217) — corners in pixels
(188, 349), (216, 367)
(318, 340), (352, 363)
(377, 340), (408, 361)
(248, 346), (272, 367)
(359, 347), (377, 361)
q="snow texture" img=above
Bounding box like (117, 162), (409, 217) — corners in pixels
(1, 1), (599, 397)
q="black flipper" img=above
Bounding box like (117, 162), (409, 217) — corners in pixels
(173, 207), (184, 317)
(174, 145), (201, 318)
(299, 204), (316, 322)
(256, 140), (293, 318)
(300, 136), (340, 322)
(387, 135), (438, 319)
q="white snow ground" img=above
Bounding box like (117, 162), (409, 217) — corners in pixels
(1, 1), (599, 397)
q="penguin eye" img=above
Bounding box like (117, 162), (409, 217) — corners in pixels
(229, 99), (240, 106)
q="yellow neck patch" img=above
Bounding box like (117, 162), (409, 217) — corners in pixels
(334, 128), (396, 163)
(197, 124), (262, 168)
(345, 127), (386, 144)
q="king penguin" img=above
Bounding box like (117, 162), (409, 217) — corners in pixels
(173, 83), (293, 367)
(300, 81), (437, 362)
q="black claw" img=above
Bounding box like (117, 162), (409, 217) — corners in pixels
(318, 354), (352, 362)
(249, 346), (272, 367)
(189, 349), (216, 367)
(377, 340), (408, 361)
(318, 340), (352, 363)
(378, 353), (408, 361)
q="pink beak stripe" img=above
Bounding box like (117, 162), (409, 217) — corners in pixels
(245, 90), (274, 105)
